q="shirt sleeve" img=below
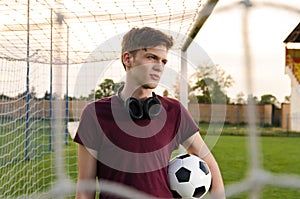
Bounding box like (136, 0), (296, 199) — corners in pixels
(176, 102), (199, 144)
(73, 102), (103, 151)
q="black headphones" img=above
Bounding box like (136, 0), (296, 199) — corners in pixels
(117, 86), (162, 120)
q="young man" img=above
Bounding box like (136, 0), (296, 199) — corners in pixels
(74, 27), (225, 199)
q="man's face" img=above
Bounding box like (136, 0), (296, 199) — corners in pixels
(126, 45), (168, 89)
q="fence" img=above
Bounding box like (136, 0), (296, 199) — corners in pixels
(1, 99), (295, 130)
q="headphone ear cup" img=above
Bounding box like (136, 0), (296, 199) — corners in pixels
(143, 95), (162, 119)
(126, 97), (143, 120)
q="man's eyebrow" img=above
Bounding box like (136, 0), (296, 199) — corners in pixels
(144, 52), (158, 57)
(145, 52), (168, 63)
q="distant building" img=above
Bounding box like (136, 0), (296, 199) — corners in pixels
(284, 22), (300, 131)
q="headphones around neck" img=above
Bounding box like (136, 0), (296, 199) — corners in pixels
(117, 86), (162, 120)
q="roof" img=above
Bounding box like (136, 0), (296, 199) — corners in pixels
(284, 22), (300, 43)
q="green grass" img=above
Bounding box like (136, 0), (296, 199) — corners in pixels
(199, 122), (300, 137)
(211, 136), (300, 199)
(1, 121), (300, 198)
(0, 139), (78, 198)
(0, 119), (76, 198)
(0, 119), (52, 164)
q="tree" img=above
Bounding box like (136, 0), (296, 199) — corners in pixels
(95, 79), (115, 99)
(259, 94), (278, 105)
(30, 86), (37, 99)
(87, 89), (95, 100)
(173, 65), (233, 104)
(0, 94), (11, 100)
(17, 91), (27, 99)
(173, 77), (196, 102)
(17, 87), (37, 100)
(44, 91), (51, 100)
(191, 65), (234, 90)
(247, 94), (259, 104)
(284, 95), (290, 103)
(163, 89), (169, 97)
(235, 92), (246, 104)
(190, 65), (233, 104)
(192, 77), (229, 104)
(94, 79), (124, 100)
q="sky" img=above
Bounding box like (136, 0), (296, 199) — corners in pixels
(70, 0), (300, 103)
(1, 0), (299, 103)
(194, 0), (300, 102)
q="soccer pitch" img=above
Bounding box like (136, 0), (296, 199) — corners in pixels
(1, 121), (300, 198)
(212, 135), (300, 199)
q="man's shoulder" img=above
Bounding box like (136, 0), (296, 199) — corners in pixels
(158, 95), (181, 108)
(94, 96), (114, 103)
(83, 96), (115, 110)
(159, 95), (178, 103)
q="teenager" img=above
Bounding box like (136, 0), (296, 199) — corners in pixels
(74, 26), (225, 199)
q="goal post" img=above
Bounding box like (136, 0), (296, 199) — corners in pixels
(1, 0), (300, 198)
(0, 0), (212, 198)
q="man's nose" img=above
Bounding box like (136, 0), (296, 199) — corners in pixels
(153, 62), (164, 72)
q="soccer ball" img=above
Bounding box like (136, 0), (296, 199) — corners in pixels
(168, 154), (211, 199)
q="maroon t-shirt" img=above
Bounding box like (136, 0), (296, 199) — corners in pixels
(74, 95), (199, 198)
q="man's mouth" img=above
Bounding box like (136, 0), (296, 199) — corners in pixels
(150, 74), (160, 80)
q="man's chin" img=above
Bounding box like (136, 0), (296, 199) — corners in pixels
(142, 83), (158, 89)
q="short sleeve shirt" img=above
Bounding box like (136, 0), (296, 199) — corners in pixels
(74, 95), (199, 198)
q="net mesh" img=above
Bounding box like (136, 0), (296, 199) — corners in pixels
(0, 0), (300, 198)
(0, 0), (204, 65)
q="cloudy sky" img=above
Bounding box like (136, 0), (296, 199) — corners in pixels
(194, 0), (300, 102)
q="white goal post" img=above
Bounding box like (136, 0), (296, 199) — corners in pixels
(1, 0), (300, 198)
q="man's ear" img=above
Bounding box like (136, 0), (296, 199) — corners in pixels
(122, 52), (132, 70)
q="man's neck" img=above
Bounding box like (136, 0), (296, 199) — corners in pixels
(121, 84), (152, 101)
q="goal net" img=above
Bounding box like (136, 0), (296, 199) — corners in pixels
(1, 0), (300, 198)
(0, 0), (208, 198)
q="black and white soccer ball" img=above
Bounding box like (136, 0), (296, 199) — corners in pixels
(168, 154), (211, 199)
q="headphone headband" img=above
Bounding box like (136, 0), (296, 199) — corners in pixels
(117, 85), (162, 120)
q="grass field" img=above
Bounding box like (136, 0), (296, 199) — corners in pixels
(198, 123), (300, 198)
(1, 122), (300, 198)
(211, 136), (300, 198)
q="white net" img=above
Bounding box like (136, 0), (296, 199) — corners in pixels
(0, 0), (300, 198)
(0, 59), (54, 197)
